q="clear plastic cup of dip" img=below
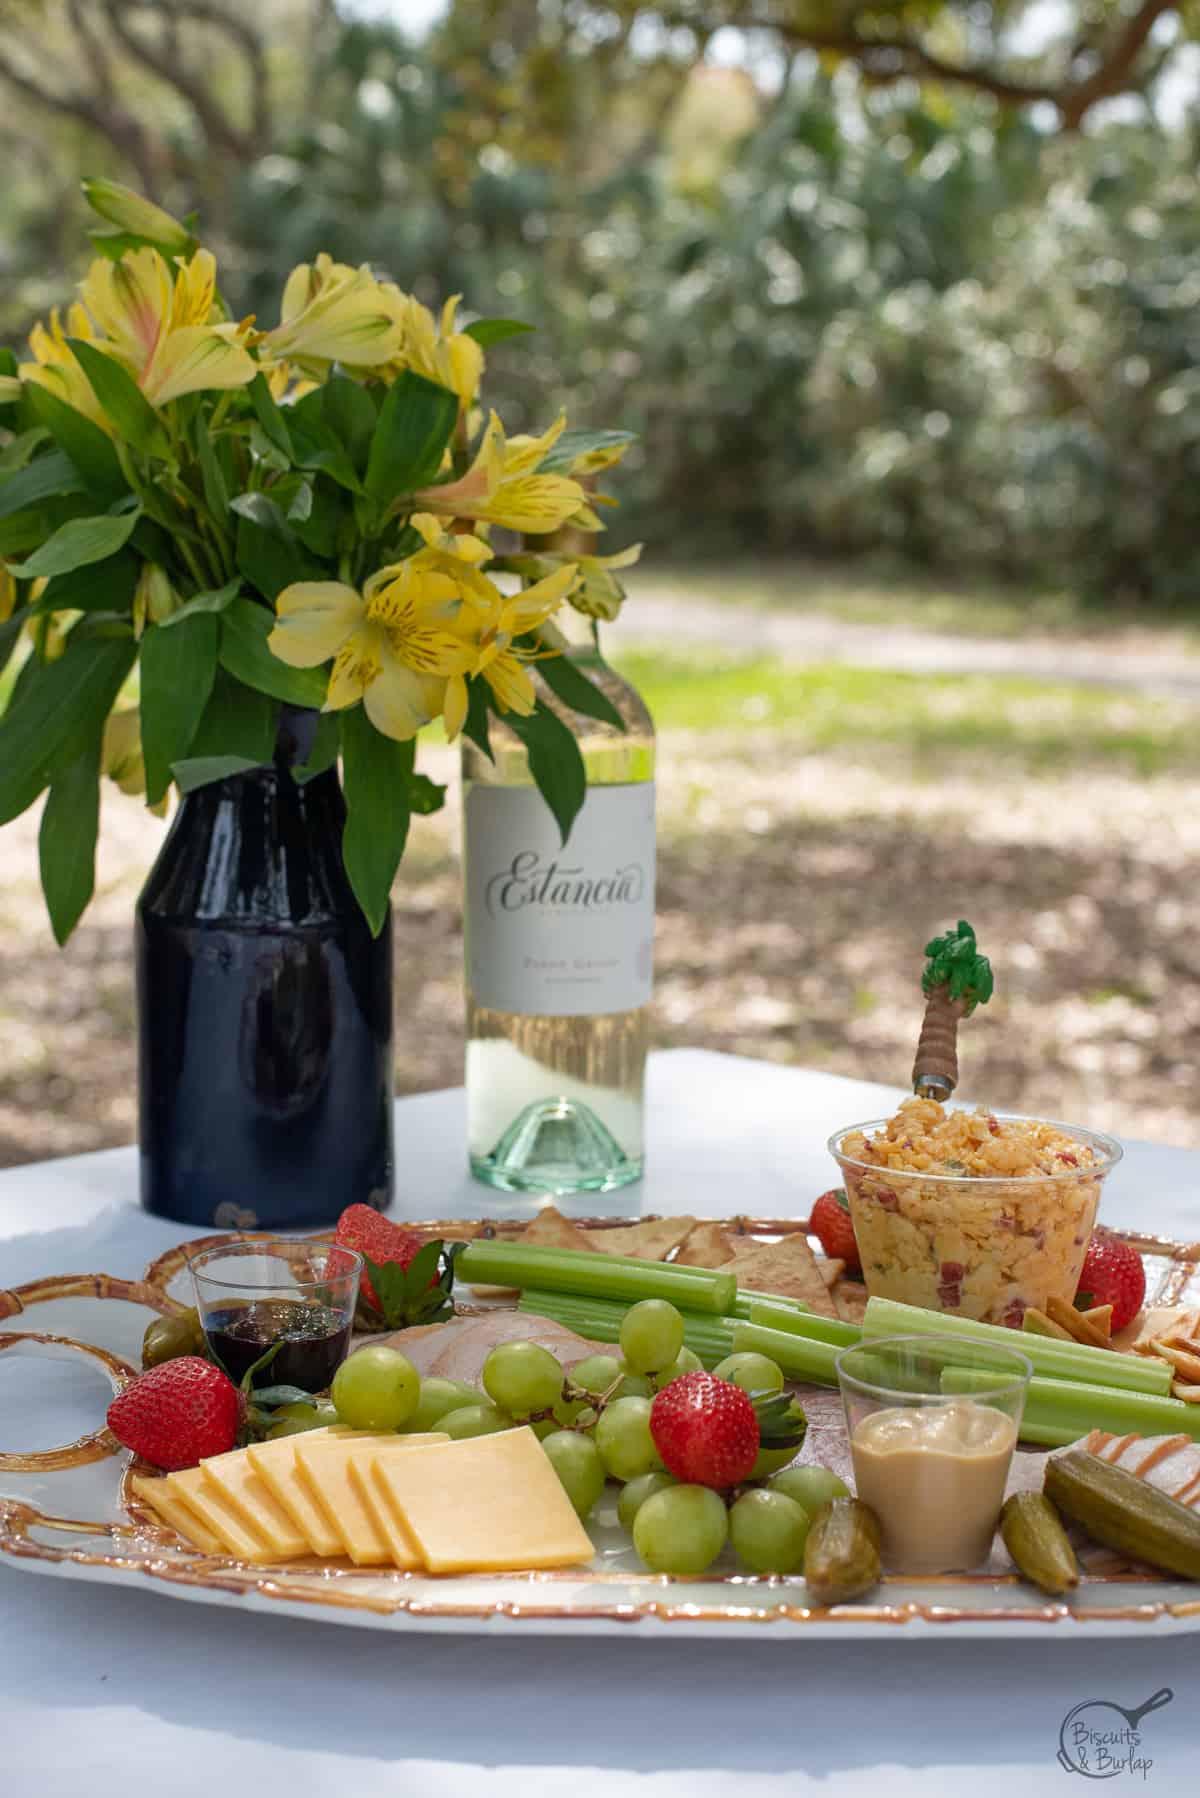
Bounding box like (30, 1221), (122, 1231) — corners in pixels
(829, 1102), (1122, 1327)
(837, 1333), (1032, 1572)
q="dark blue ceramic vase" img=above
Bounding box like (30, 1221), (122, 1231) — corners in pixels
(135, 708), (393, 1228)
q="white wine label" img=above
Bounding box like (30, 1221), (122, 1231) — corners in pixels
(465, 782), (655, 1017)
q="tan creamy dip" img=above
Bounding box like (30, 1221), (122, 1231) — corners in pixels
(850, 1398), (1017, 1573)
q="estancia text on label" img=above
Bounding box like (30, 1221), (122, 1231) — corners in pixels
(485, 852), (647, 918)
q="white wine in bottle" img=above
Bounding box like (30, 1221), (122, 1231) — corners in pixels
(461, 623), (655, 1196)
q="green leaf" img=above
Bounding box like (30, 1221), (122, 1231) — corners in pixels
(231, 492), (308, 601)
(219, 596), (327, 707)
(340, 705), (412, 935)
(8, 510), (141, 580)
(157, 576), (241, 627)
(26, 547), (140, 618)
(540, 428), (636, 474)
(0, 347), (16, 379)
(462, 675), (493, 761)
(140, 613), (220, 803)
(293, 711), (340, 784)
(535, 649), (626, 731)
(172, 667), (277, 790)
(507, 701), (586, 844)
(406, 771), (446, 815)
(364, 370), (458, 504)
(246, 373), (294, 459)
(0, 428), (51, 473)
(38, 735), (102, 944)
(286, 404), (364, 495)
(463, 318), (536, 348)
(0, 450), (87, 521)
(0, 628), (136, 824)
(24, 385), (126, 502)
(67, 339), (170, 458)
(248, 1385), (317, 1411)
(194, 420), (229, 517)
(321, 370), (378, 471)
(0, 608), (27, 682)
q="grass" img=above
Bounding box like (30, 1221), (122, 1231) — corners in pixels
(619, 652), (1200, 776)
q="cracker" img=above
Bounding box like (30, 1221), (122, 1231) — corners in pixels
(818, 1257), (845, 1290)
(584, 1217), (697, 1261)
(1172, 1382), (1200, 1403)
(722, 1233), (838, 1317)
(1150, 1339), (1200, 1385)
(1046, 1294), (1112, 1349)
(674, 1222), (737, 1268)
(1079, 1303), (1113, 1341)
(517, 1206), (597, 1253)
(832, 1280), (869, 1324)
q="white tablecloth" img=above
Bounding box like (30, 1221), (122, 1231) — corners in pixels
(2, 1051), (1198, 1797)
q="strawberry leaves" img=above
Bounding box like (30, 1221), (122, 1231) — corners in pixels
(751, 1390), (809, 1452)
(360, 1239), (468, 1331)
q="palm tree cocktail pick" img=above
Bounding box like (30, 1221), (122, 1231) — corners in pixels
(912, 920), (994, 1100)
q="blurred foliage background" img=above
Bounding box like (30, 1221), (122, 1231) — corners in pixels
(2, 0), (1198, 606)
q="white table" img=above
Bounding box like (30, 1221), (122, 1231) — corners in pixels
(2, 1050), (1198, 1798)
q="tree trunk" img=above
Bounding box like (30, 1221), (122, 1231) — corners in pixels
(912, 985), (968, 1099)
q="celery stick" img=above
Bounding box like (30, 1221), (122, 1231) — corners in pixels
(941, 1366), (1200, 1449)
(862, 1297), (1173, 1397)
(458, 1240), (736, 1314)
(747, 1300), (861, 1348)
(729, 1290), (812, 1322)
(731, 1321), (843, 1388)
(517, 1290), (736, 1368)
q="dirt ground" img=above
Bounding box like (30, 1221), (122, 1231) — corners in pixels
(2, 721), (1198, 1173)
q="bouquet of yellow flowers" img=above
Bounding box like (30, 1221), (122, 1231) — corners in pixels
(0, 180), (639, 940)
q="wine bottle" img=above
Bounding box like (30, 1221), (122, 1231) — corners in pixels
(461, 620), (655, 1196)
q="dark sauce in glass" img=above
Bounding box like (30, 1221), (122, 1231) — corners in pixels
(203, 1300), (351, 1391)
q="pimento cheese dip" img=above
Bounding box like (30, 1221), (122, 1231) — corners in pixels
(832, 1098), (1116, 1327)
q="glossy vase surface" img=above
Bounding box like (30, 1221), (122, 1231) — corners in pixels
(135, 710), (393, 1228)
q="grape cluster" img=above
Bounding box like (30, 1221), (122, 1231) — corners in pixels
(313, 1299), (848, 1578)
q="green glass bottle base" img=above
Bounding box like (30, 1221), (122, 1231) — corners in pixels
(471, 1097), (643, 1195)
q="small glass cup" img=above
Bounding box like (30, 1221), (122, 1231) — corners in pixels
(829, 1113), (1122, 1325)
(188, 1240), (362, 1392)
(836, 1334), (1031, 1574)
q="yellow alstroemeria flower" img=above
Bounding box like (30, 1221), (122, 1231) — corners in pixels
(385, 291), (484, 408)
(78, 246), (256, 407)
(414, 411), (586, 535)
(19, 304), (111, 431)
(264, 254), (402, 371)
(568, 543), (642, 621)
(102, 707), (169, 815)
(443, 561), (579, 732)
(268, 562), (476, 742)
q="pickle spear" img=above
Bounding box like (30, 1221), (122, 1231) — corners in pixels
(1000, 1492), (1079, 1596)
(1044, 1449), (1200, 1581)
(803, 1497), (882, 1606)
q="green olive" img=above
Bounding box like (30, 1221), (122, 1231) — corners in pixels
(142, 1307), (205, 1369)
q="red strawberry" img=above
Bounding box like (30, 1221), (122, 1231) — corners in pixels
(810, 1188), (861, 1273)
(649, 1372), (759, 1488)
(107, 1357), (239, 1471)
(335, 1203), (428, 1311)
(1074, 1230), (1146, 1334)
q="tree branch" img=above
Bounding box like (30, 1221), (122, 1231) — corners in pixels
(151, 0), (272, 150)
(0, 37), (159, 191)
(1058, 0), (1177, 128)
(101, 1), (269, 161)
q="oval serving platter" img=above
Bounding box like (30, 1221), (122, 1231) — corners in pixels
(2, 1220), (1200, 1641)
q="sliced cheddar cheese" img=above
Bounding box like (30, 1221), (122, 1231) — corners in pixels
(293, 1432), (450, 1566)
(346, 1438), (450, 1571)
(165, 1465), (277, 1563)
(246, 1433), (351, 1557)
(371, 1425), (594, 1574)
(200, 1448), (309, 1559)
(130, 1473), (224, 1555)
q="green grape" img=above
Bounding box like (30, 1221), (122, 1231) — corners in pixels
(619, 1300), (685, 1375)
(553, 1395), (589, 1428)
(713, 1352), (784, 1396)
(654, 1347), (703, 1388)
(541, 1430), (606, 1519)
(403, 1377), (481, 1435)
(266, 1399), (336, 1440)
(633, 1484), (728, 1574)
(617, 1470), (678, 1534)
(482, 1340), (564, 1416)
(594, 1396), (661, 1480)
(768, 1465), (851, 1514)
(729, 1489), (810, 1574)
(570, 1354), (623, 1395)
(441, 1402), (512, 1440)
(331, 1346), (420, 1432)
(529, 1416), (558, 1440)
(615, 1368), (653, 1400)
